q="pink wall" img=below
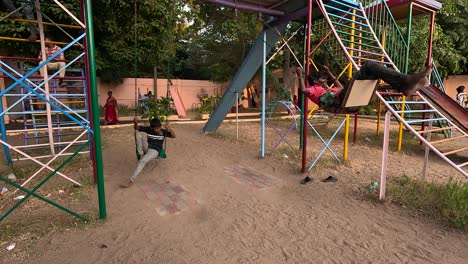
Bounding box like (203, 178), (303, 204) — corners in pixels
(443, 75), (468, 100)
(98, 78), (225, 111)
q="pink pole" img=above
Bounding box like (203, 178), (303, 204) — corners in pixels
(379, 111), (391, 200)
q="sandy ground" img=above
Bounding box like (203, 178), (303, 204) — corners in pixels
(1, 119), (468, 264)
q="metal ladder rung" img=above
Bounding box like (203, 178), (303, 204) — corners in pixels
(346, 47), (384, 56)
(328, 0), (360, 10)
(395, 109), (437, 114)
(31, 100), (85, 104)
(335, 30), (376, 42)
(32, 110), (87, 116)
(416, 126), (455, 134)
(386, 100), (425, 104)
(323, 4), (366, 20)
(352, 56), (392, 64)
(431, 135), (467, 144)
(443, 146), (468, 156)
(458, 161), (468, 168)
(340, 39), (380, 49)
(331, 21), (373, 35)
(406, 117), (447, 124)
(328, 13), (368, 27)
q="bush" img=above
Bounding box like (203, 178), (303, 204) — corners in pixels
(117, 104), (135, 117)
(358, 98), (379, 116)
(138, 96), (174, 122)
(198, 95), (221, 115)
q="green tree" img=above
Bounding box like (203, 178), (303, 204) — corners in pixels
(180, 4), (263, 82)
(92, 0), (188, 83)
(436, 0), (468, 74)
(0, 0), (81, 57)
(400, 18), (464, 78)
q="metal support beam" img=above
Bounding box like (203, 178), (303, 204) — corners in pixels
(203, 22), (288, 132)
(84, 0), (106, 219)
(203, 0), (285, 16)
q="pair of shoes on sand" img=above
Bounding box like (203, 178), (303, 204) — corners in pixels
(300, 176), (337, 184)
(399, 66), (432, 97)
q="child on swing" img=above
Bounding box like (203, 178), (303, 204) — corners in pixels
(296, 62), (431, 113)
(120, 117), (176, 188)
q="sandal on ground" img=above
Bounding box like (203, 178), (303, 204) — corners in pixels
(321, 176), (337, 183)
(300, 176), (312, 185)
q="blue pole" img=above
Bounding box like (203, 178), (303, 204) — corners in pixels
(0, 99), (12, 164)
(261, 30), (266, 158)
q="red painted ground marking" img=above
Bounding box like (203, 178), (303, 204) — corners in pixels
(139, 181), (199, 216)
(224, 164), (273, 189)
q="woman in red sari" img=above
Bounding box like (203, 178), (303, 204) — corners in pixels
(104, 91), (119, 125)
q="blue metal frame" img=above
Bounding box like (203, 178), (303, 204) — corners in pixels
(261, 30), (266, 158)
(0, 33), (85, 96)
(0, 70), (92, 133)
(0, 53), (87, 123)
(0, 34), (90, 133)
(0, 99), (12, 164)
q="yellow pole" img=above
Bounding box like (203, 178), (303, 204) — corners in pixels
(12, 18), (82, 29)
(0, 36), (80, 46)
(344, 10), (355, 159)
(309, 58), (320, 72)
(307, 104), (318, 119)
(344, 114), (350, 160)
(332, 63), (351, 88)
(397, 96), (405, 151)
(347, 10), (356, 78)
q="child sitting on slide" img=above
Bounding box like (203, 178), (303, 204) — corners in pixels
(120, 118), (176, 188)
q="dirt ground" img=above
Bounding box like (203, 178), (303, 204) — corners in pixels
(1, 118), (468, 264)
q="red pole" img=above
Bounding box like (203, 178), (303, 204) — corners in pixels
(302, 0), (313, 173)
(81, 0), (98, 184)
(420, 12), (435, 145)
(426, 12), (435, 67)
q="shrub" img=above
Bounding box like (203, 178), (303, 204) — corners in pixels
(138, 96), (174, 122)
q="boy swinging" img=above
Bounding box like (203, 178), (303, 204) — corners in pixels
(120, 118), (176, 188)
(297, 62), (431, 113)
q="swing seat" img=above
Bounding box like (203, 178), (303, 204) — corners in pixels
(341, 79), (379, 108)
(136, 148), (167, 160)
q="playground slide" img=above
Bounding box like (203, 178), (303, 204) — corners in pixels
(420, 85), (468, 133)
(169, 86), (187, 117)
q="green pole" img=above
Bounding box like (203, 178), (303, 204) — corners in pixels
(84, 0), (106, 219)
(404, 3), (413, 74)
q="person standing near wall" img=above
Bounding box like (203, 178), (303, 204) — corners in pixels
(104, 91), (119, 125)
(456, 86), (467, 108)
